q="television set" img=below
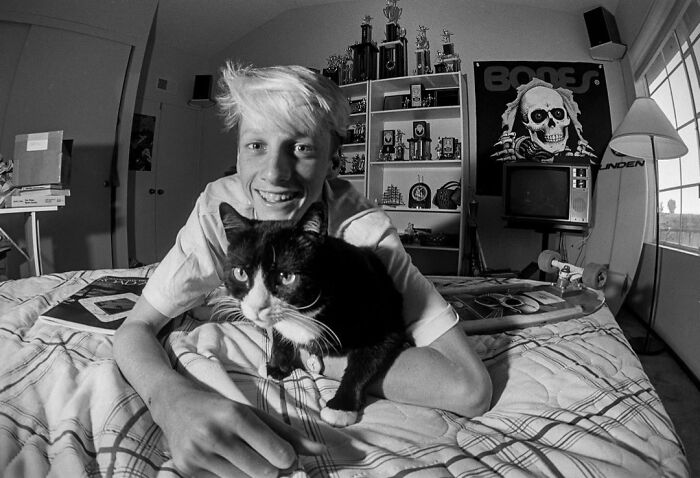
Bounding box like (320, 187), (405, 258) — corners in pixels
(502, 161), (592, 230)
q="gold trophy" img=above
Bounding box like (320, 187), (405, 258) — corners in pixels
(435, 28), (461, 73)
(350, 15), (379, 81)
(414, 25), (432, 75)
(379, 0), (408, 78)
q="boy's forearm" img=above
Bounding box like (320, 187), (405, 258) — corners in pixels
(323, 325), (492, 417)
(113, 299), (190, 421)
(114, 323), (182, 419)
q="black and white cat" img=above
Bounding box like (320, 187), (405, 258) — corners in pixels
(214, 201), (406, 427)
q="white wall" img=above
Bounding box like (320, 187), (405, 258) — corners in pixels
(0, 0), (156, 275)
(627, 245), (700, 379)
(199, 0), (631, 272)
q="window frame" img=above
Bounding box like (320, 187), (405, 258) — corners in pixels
(643, 4), (700, 255)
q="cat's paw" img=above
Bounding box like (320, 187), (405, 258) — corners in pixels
(319, 406), (358, 427)
(266, 363), (293, 380)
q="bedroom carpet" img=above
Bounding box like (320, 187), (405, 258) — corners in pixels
(616, 306), (700, 477)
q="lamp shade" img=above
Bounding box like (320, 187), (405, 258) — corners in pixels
(608, 97), (688, 160)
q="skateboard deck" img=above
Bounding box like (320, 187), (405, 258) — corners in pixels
(430, 276), (605, 334)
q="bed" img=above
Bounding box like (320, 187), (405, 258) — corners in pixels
(0, 267), (689, 477)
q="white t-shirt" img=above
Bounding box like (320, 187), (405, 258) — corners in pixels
(142, 175), (457, 346)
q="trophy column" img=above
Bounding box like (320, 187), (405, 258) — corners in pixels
(378, 0), (408, 79)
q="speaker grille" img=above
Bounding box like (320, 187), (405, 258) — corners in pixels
(572, 197), (586, 213)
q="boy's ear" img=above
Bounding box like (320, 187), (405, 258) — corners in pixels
(219, 202), (251, 239)
(299, 202), (327, 236)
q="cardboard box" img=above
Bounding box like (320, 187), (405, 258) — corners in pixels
(14, 131), (72, 187)
(8, 194), (66, 207)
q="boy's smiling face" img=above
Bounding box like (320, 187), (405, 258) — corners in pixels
(237, 115), (333, 222)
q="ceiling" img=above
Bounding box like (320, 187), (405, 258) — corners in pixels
(154, 0), (620, 58)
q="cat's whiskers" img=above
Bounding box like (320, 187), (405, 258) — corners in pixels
(281, 307), (342, 353)
(210, 296), (246, 323)
(290, 291), (323, 311)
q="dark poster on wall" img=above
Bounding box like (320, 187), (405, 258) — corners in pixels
(473, 61), (611, 195)
(129, 114), (155, 171)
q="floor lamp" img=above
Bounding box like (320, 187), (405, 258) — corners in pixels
(608, 97), (688, 354)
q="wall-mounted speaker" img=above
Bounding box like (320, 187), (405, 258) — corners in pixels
(583, 6), (627, 61)
(188, 74), (215, 108)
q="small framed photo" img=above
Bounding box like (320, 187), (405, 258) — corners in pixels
(410, 83), (424, 108)
(413, 121), (429, 139)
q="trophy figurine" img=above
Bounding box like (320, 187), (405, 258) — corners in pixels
(379, 0), (408, 79)
(434, 28), (461, 73)
(322, 54), (343, 84)
(350, 15), (379, 81)
(340, 47), (354, 85)
(414, 25), (432, 75)
(395, 129), (406, 160)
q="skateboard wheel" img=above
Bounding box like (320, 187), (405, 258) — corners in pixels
(582, 263), (608, 289)
(538, 250), (561, 274)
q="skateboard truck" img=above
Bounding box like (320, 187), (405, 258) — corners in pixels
(538, 250), (607, 297)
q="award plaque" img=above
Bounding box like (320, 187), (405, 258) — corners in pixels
(408, 177), (431, 209)
(413, 121), (429, 139)
(441, 137), (455, 159)
(410, 84), (424, 108)
(381, 129), (396, 154)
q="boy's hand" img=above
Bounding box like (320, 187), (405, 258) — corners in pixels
(155, 385), (325, 477)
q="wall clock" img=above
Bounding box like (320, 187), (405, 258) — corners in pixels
(408, 176), (431, 208)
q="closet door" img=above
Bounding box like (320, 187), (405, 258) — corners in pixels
(154, 103), (200, 260)
(130, 102), (200, 265)
(3, 25), (130, 272)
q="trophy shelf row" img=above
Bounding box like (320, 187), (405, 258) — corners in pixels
(339, 72), (467, 275)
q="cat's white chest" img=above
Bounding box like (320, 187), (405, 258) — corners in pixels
(273, 320), (318, 345)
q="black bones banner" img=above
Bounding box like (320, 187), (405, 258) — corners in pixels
(474, 61), (611, 195)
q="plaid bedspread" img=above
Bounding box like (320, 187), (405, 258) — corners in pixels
(0, 269), (689, 477)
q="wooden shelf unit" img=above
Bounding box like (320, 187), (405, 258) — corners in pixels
(363, 72), (467, 275)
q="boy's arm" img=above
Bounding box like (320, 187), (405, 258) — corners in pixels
(323, 323), (492, 417)
(113, 296), (325, 477)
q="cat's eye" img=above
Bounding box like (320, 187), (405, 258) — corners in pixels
(279, 272), (296, 285)
(232, 267), (248, 282)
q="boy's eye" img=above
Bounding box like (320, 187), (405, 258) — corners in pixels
(246, 142), (264, 151)
(294, 143), (314, 154)
(232, 267), (248, 282)
(279, 272), (297, 285)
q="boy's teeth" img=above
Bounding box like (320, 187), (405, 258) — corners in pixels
(259, 191), (294, 203)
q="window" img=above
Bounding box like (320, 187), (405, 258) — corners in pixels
(644, 1), (700, 252)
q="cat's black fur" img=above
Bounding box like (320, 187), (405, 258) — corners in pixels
(217, 201), (405, 426)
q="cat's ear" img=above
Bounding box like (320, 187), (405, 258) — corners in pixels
(299, 202), (327, 236)
(219, 202), (251, 237)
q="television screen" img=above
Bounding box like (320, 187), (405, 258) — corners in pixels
(506, 166), (569, 219)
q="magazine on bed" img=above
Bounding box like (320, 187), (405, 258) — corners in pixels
(38, 276), (148, 334)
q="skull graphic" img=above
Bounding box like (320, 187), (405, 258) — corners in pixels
(520, 85), (571, 154)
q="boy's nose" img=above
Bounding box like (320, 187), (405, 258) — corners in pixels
(263, 146), (293, 183)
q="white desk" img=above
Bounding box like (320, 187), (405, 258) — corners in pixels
(0, 206), (58, 276)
